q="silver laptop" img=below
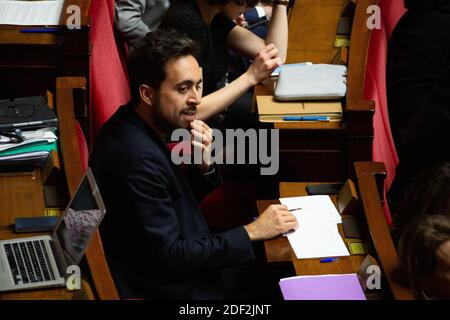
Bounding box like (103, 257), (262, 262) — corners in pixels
(0, 167), (106, 292)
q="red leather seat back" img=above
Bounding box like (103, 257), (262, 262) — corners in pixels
(75, 120), (89, 171)
(89, 0), (130, 145)
(364, 0), (406, 224)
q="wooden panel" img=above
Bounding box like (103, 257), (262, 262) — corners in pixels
(279, 150), (346, 181)
(287, 0), (347, 63)
(0, 0), (91, 134)
(279, 129), (345, 150)
(0, 171), (45, 227)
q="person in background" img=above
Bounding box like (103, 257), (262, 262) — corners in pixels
(227, 1), (275, 83)
(392, 162), (450, 241)
(389, 60), (450, 206)
(115, 0), (172, 48)
(90, 29), (298, 299)
(392, 162), (450, 299)
(397, 215), (450, 299)
(387, 0), (450, 156)
(387, 0), (450, 206)
(159, 0), (288, 127)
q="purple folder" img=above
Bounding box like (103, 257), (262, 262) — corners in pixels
(279, 274), (366, 300)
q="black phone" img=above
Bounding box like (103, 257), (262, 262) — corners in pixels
(247, 16), (269, 30)
(14, 216), (58, 233)
(305, 183), (344, 195)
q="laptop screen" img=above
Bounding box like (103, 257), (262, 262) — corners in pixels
(54, 168), (106, 267)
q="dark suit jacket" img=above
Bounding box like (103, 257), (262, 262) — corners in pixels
(90, 104), (255, 299)
(387, 9), (450, 155)
(389, 67), (450, 206)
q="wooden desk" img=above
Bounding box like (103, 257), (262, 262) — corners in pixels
(0, 77), (118, 300)
(0, 0), (91, 132)
(255, 0), (376, 181)
(256, 162), (414, 299)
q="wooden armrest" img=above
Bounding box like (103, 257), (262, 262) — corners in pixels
(346, 0), (378, 111)
(346, 98), (374, 112)
(56, 77), (119, 300)
(354, 162), (413, 300)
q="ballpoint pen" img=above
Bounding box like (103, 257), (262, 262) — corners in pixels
(283, 116), (330, 121)
(20, 28), (59, 33)
(288, 207), (302, 212)
(320, 258), (339, 263)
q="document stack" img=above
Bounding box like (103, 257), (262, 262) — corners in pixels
(0, 96), (58, 171)
(279, 195), (350, 259)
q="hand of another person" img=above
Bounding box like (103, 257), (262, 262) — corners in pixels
(190, 120), (213, 173)
(244, 204), (298, 241)
(236, 13), (248, 27)
(246, 44), (282, 85)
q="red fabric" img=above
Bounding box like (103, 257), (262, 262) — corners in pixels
(364, 0), (406, 225)
(89, 0), (130, 145)
(168, 141), (257, 230)
(75, 120), (89, 171)
(199, 181), (256, 233)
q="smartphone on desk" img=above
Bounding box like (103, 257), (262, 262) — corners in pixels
(14, 216), (59, 233)
(305, 183), (344, 195)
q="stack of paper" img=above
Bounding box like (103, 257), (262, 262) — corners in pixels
(279, 195), (350, 259)
(0, 1), (64, 26)
(0, 128), (58, 168)
(279, 273), (366, 300)
(257, 95), (342, 122)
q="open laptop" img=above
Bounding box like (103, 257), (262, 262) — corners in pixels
(0, 167), (106, 292)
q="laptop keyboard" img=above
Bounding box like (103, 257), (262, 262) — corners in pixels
(3, 240), (57, 285)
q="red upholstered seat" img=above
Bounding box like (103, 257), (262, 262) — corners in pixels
(364, 0), (406, 225)
(89, 0), (130, 145)
(167, 142), (257, 231)
(75, 120), (89, 171)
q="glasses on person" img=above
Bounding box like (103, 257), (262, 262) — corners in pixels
(0, 104), (36, 118)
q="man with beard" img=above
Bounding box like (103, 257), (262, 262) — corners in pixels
(90, 29), (297, 299)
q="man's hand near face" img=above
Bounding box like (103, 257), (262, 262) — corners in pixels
(190, 120), (213, 173)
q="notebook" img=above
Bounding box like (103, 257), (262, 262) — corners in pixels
(279, 273), (366, 300)
(0, 168), (106, 292)
(256, 95), (342, 122)
(274, 64), (347, 101)
(0, 96), (58, 131)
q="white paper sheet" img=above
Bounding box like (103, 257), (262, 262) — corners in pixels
(286, 210), (350, 259)
(279, 195), (349, 259)
(280, 195), (342, 223)
(0, 1), (64, 26)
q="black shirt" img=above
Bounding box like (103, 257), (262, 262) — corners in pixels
(387, 9), (450, 155)
(159, 0), (236, 95)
